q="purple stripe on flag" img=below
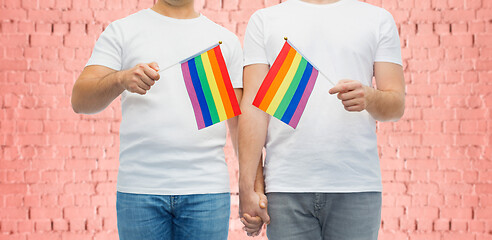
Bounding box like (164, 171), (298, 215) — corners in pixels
(181, 62), (205, 129)
(288, 68), (318, 129)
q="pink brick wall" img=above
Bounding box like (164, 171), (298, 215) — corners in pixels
(0, 0), (491, 239)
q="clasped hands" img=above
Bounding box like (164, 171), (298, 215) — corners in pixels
(239, 191), (270, 237)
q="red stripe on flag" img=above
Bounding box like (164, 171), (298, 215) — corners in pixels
(252, 41), (291, 107)
(214, 45), (241, 116)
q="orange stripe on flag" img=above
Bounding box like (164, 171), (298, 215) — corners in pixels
(258, 47), (297, 111)
(208, 49), (234, 119)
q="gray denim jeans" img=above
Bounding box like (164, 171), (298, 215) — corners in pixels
(266, 192), (382, 240)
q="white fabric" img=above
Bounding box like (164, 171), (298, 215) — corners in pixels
(86, 9), (243, 195)
(244, 0), (402, 193)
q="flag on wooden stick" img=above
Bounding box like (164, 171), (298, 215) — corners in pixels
(253, 39), (318, 129)
(181, 43), (241, 129)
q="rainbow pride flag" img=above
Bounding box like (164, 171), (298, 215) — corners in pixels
(181, 43), (241, 130)
(253, 40), (319, 129)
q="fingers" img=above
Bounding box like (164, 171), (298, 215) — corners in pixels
(241, 214), (263, 237)
(258, 210), (270, 225)
(148, 62), (160, 72)
(242, 213), (263, 227)
(258, 194), (268, 209)
(143, 62), (160, 81)
(329, 80), (361, 94)
(242, 214), (263, 229)
(124, 63), (161, 95)
(336, 87), (364, 101)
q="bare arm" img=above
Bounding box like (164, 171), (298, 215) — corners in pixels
(238, 64), (271, 225)
(329, 62), (405, 121)
(227, 88), (243, 155)
(71, 62), (160, 114)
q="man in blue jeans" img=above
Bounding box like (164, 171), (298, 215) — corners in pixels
(238, 0), (405, 239)
(71, 0), (243, 239)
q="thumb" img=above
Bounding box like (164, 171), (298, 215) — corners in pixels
(259, 194), (268, 209)
(148, 62), (160, 72)
(259, 210), (270, 225)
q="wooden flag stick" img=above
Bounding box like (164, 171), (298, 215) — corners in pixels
(284, 37), (337, 86)
(157, 41), (223, 74)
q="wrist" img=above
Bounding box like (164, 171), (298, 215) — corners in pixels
(239, 181), (255, 194)
(364, 85), (376, 110)
(113, 70), (126, 91)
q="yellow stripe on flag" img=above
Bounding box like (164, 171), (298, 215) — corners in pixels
(201, 51), (227, 121)
(266, 52), (302, 115)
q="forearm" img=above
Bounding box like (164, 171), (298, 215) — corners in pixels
(238, 105), (268, 193)
(253, 156), (265, 193)
(365, 86), (405, 122)
(227, 89), (243, 155)
(71, 70), (124, 114)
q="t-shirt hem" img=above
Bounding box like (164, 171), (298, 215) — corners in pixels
(265, 186), (383, 193)
(244, 59), (269, 67)
(85, 61), (120, 71)
(374, 57), (402, 66)
(117, 186), (231, 195)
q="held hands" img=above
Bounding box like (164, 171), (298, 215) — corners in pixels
(239, 191), (269, 237)
(118, 62), (160, 95)
(329, 79), (374, 112)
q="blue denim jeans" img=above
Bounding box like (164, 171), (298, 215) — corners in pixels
(116, 192), (230, 240)
(266, 192), (382, 240)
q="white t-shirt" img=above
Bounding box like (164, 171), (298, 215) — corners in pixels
(244, 0), (401, 193)
(86, 9), (243, 195)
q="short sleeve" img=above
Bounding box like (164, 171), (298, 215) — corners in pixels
(226, 36), (244, 89)
(374, 10), (402, 66)
(243, 11), (269, 66)
(86, 23), (123, 70)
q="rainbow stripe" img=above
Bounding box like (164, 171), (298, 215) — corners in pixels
(253, 40), (318, 129)
(181, 44), (241, 129)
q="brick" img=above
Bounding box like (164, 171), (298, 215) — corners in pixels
(53, 219), (69, 231)
(408, 207), (439, 219)
(30, 208), (62, 219)
(417, 218), (433, 231)
(64, 183), (95, 195)
(69, 219), (86, 232)
(400, 218), (416, 231)
(434, 219), (451, 230)
(0, 9), (27, 20)
(408, 183), (438, 194)
(34, 220), (52, 231)
(451, 219), (468, 231)
(5, 195), (23, 207)
(443, 233), (475, 240)
(95, 183), (116, 194)
(441, 34), (473, 47)
(442, 10), (476, 22)
(62, 10), (93, 22)
(383, 182), (407, 193)
(0, 208), (28, 219)
(0, 184), (27, 194)
(30, 183), (64, 194)
(29, 233), (62, 240)
(27, 10), (62, 22)
(409, 233), (441, 240)
(0, 60), (29, 71)
(407, 35), (439, 48)
(63, 207), (95, 219)
(18, 220), (34, 233)
(87, 219), (102, 231)
(223, 0), (239, 9)
(441, 208), (473, 219)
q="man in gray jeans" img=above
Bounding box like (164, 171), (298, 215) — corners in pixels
(238, 0), (405, 239)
